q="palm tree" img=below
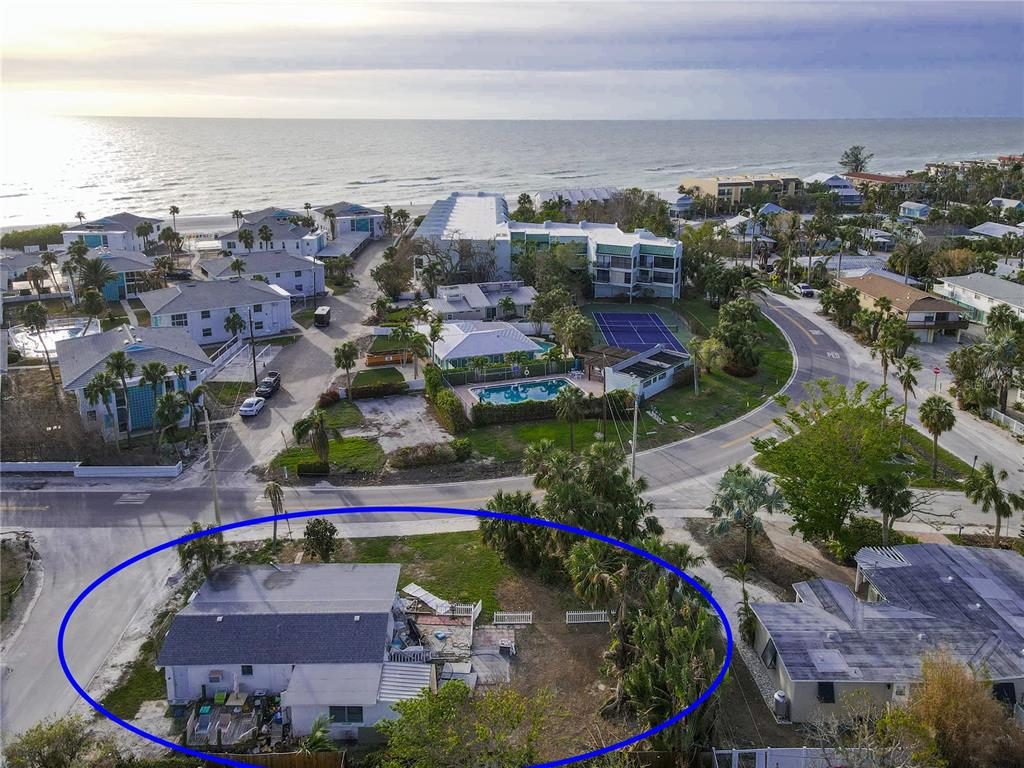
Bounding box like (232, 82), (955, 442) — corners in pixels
(75, 211), (86, 225)
(298, 714), (338, 754)
(140, 361), (169, 448)
(918, 395), (955, 479)
(186, 384), (207, 434)
(428, 315), (445, 361)
(390, 321), (413, 371)
(158, 227), (178, 259)
(21, 302), (57, 386)
(292, 409), (340, 465)
(154, 391), (187, 455)
(333, 342), (359, 397)
(393, 208), (410, 232)
(39, 251), (66, 308)
(62, 242), (88, 304)
(554, 385), (586, 452)
(105, 350), (137, 447)
(407, 334), (430, 378)
(238, 228), (254, 253)
(168, 205), (180, 231)
(865, 472), (915, 547)
(324, 208), (337, 239)
(229, 257), (247, 278)
(894, 355), (922, 447)
(263, 481), (286, 545)
(304, 202), (312, 219)
(542, 344), (564, 375)
(135, 221), (154, 252)
(497, 295), (516, 319)
(78, 257), (115, 294)
(24, 265), (49, 296)
(84, 371), (120, 448)
(224, 310), (246, 339)
(80, 289), (106, 334)
(176, 521), (226, 577)
(258, 224), (273, 251)
(370, 296), (392, 322)
(963, 463), (1024, 548)
(231, 209), (244, 229)
(706, 463), (786, 562)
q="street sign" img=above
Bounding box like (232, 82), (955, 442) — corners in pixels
(933, 366), (941, 375)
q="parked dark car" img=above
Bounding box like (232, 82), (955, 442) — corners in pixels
(166, 269), (193, 280)
(254, 371), (282, 398)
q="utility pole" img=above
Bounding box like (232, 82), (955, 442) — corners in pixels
(203, 407), (221, 528)
(631, 389), (640, 479)
(248, 306), (258, 386)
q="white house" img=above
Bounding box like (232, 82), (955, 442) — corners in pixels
(898, 201), (931, 220)
(531, 187), (620, 210)
(61, 212), (163, 253)
(219, 215), (326, 258)
(312, 201), (386, 240)
(157, 564), (435, 740)
(422, 320), (544, 369)
(668, 194), (693, 219)
(603, 344), (691, 399)
(141, 279), (293, 345)
(200, 251), (325, 298)
(802, 173), (863, 206)
(426, 281), (537, 322)
(989, 197), (1024, 211)
(417, 192), (514, 278)
(933, 272), (1024, 325)
(751, 544), (1024, 723)
(55, 325), (211, 438)
(970, 221), (1024, 239)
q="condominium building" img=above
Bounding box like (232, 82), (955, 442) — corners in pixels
(843, 172), (926, 193)
(678, 174), (802, 206)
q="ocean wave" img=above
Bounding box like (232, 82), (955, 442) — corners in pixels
(0, 192), (28, 199)
(349, 179), (389, 186)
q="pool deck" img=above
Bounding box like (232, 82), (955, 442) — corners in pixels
(453, 373), (602, 410)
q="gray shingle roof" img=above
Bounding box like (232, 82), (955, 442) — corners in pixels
(201, 251), (318, 279)
(87, 248), (154, 274)
(66, 212), (162, 232)
(753, 545), (1024, 683)
(222, 215), (316, 242)
(156, 612), (389, 666)
(55, 325), (212, 391)
(139, 279), (291, 316)
(314, 201), (384, 217)
(939, 272), (1024, 310)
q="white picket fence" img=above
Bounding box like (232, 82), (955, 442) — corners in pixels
(988, 408), (1024, 437)
(389, 647), (432, 663)
(566, 610), (608, 624)
(451, 601), (483, 621)
(493, 611), (533, 625)
(713, 747), (872, 768)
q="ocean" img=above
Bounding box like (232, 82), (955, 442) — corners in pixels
(2, 117), (1022, 233)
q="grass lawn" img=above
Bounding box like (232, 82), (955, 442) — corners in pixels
(323, 399), (364, 429)
(1, 539), (30, 626)
(369, 335), (408, 354)
(900, 426), (973, 489)
(468, 297), (794, 463)
(352, 366), (405, 387)
(99, 638), (166, 719)
(203, 380), (254, 405)
(267, 335), (300, 346)
(292, 308), (317, 328)
(271, 436), (384, 474)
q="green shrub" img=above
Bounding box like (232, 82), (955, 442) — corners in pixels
(825, 517), (919, 564)
(451, 437), (472, 461)
(432, 388), (470, 434)
(0, 224), (64, 250)
(7, 348), (22, 365)
(388, 442), (458, 469)
(469, 390), (629, 427)
(424, 364), (444, 398)
(350, 381), (409, 400)
(296, 461), (329, 476)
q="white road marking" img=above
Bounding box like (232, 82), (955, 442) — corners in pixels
(114, 493), (151, 505)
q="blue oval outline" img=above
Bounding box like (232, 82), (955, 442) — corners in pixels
(58, 505), (733, 767)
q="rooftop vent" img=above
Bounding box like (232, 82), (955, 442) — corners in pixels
(354, 615), (360, 622)
(917, 633), (927, 641)
(943, 575), (955, 583)
(216, 616), (223, 622)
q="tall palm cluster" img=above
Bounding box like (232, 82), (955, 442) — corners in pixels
(481, 441), (721, 761)
(947, 305), (1023, 415)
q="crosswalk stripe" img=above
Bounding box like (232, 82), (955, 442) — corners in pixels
(114, 492), (151, 505)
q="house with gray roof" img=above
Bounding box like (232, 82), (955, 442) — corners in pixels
(157, 563), (435, 740)
(420, 320), (543, 369)
(426, 281), (537, 322)
(312, 201), (386, 240)
(972, 221), (1024, 239)
(200, 251), (324, 298)
(61, 212), (163, 253)
(219, 214), (326, 258)
(752, 544), (1024, 723)
(141, 278), (293, 345)
(68, 248), (154, 302)
(55, 325), (212, 438)
(934, 271), (1024, 324)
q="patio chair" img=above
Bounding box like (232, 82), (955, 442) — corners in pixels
(213, 691), (227, 705)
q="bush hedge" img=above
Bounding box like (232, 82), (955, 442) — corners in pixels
(825, 517), (919, 564)
(317, 389), (342, 408)
(432, 388), (470, 434)
(470, 389), (632, 427)
(388, 441), (459, 469)
(296, 461), (330, 476)
(349, 381), (409, 400)
(424, 364), (444, 398)
(451, 437), (472, 460)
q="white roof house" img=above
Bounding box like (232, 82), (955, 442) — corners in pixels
(426, 281), (537, 320)
(199, 251), (325, 298)
(934, 271), (1024, 322)
(422, 320), (543, 368)
(989, 197), (1024, 211)
(971, 221), (1024, 239)
(531, 187), (620, 207)
(61, 212), (163, 253)
(418, 192), (511, 242)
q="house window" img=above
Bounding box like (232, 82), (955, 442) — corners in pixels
(329, 706), (363, 724)
(229, 307), (236, 313)
(275, 272), (281, 278)
(208, 671), (222, 683)
(241, 665), (253, 677)
(294, 270), (302, 277)
(254, 321), (264, 331)
(202, 328), (212, 338)
(253, 304), (263, 312)
(227, 241), (236, 249)
(200, 310), (211, 319)
(171, 313), (188, 327)
(760, 638), (777, 669)
(817, 682), (835, 703)
(294, 285), (303, 292)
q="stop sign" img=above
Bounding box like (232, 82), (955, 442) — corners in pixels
(933, 366), (941, 375)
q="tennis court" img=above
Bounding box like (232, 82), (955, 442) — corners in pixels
(593, 311), (686, 353)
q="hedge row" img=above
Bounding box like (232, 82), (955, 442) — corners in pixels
(432, 388), (470, 434)
(825, 517), (920, 564)
(296, 461), (329, 476)
(470, 389), (632, 427)
(387, 438), (471, 469)
(349, 381), (409, 400)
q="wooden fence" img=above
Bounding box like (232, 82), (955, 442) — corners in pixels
(365, 351), (413, 367)
(493, 611), (533, 624)
(200, 753), (345, 768)
(566, 610), (608, 624)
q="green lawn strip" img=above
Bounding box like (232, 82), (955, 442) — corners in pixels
(581, 301), (694, 348)
(336, 530), (510, 618)
(127, 298), (145, 310)
(267, 335), (300, 346)
(467, 418), (605, 461)
(1, 541), (28, 625)
(900, 426), (972, 489)
(369, 335), (408, 354)
(133, 309), (151, 326)
(323, 399), (364, 429)
(272, 436), (384, 474)
(352, 367), (405, 387)
(204, 380), (254, 405)
(99, 638), (166, 719)
(292, 308), (317, 328)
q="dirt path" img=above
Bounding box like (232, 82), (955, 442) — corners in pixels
(762, 520), (855, 588)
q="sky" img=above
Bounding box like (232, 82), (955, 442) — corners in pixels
(1, 0), (1023, 120)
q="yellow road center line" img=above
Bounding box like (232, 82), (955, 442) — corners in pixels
(720, 424), (771, 449)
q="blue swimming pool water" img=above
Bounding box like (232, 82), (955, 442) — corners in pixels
(472, 378), (575, 405)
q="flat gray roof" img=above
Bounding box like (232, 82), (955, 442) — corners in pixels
(139, 278), (290, 315)
(939, 272), (1024, 310)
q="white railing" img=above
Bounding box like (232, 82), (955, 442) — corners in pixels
(389, 648), (432, 663)
(494, 611), (533, 625)
(566, 610), (608, 624)
(713, 747), (873, 768)
(988, 408), (1024, 436)
(450, 601), (482, 621)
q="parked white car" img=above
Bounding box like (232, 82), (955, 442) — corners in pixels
(793, 282), (815, 298)
(238, 397), (266, 417)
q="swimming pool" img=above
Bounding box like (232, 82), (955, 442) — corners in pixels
(9, 319), (98, 356)
(471, 377), (577, 405)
